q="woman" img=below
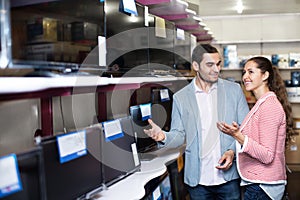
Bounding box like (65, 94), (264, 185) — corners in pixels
(217, 56), (296, 200)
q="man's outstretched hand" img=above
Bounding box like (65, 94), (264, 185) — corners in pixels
(143, 119), (165, 142)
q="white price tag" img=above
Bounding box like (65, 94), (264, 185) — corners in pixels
(57, 130), (87, 163)
(103, 119), (124, 141)
(160, 89), (170, 102)
(0, 154), (22, 198)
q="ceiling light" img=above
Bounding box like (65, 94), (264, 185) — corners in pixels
(193, 15), (202, 21)
(176, 0), (189, 7)
(236, 0), (244, 14)
(185, 8), (196, 15)
(199, 22), (206, 27)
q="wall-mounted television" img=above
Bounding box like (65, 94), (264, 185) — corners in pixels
(9, 0), (105, 75)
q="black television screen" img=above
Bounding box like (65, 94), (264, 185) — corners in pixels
(129, 104), (157, 154)
(9, 0), (105, 73)
(2, 147), (46, 200)
(39, 126), (103, 200)
(105, 0), (149, 76)
(174, 29), (191, 71)
(148, 16), (176, 73)
(151, 88), (173, 132)
(101, 116), (141, 186)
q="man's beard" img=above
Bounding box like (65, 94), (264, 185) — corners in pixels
(196, 71), (218, 84)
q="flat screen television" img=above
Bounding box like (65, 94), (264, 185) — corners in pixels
(1, 147), (47, 200)
(151, 88), (173, 132)
(174, 29), (191, 72)
(105, 0), (149, 77)
(129, 104), (156, 154)
(9, 0), (105, 75)
(148, 16), (176, 75)
(39, 126), (103, 200)
(101, 116), (141, 186)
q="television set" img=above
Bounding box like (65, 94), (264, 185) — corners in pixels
(151, 88), (173, 132)
(2, 147), (47, 200)
(148, 16), (176, 75)
(174, 29), (191, 73)
(129, 104), (159, 160)
(9, 0), (105, 76)
(101, 116), (141, 186)
(39, 126), (103, 200)
(105, 0), (149, 77)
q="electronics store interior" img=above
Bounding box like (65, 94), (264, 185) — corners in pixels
(0, 0), (300, 199)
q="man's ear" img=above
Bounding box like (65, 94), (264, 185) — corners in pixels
(192, 61), (199, 72)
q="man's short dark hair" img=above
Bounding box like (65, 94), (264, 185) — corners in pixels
(192, 44), (219, 64)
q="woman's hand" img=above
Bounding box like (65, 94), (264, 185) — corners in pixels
(217, 121), (245, 145)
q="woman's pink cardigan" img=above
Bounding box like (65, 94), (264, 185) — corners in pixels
(237, 92), (287, 184)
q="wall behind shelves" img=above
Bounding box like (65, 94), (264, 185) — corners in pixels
(205, 14), (300, 43)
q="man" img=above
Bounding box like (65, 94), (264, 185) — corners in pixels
(144, 44), (249, 199)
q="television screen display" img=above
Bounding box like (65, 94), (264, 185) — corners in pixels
(151, 88), (173, 132)
(105, 0), (149, 76)
(101, 116), (141, 186)
(2, 147), (46, 200)
(39, 126), (103, 200)
(148, 16), (176, 74)
(129, 104), (157, 154)
(9, 0), (105, 74)
(174, 30), (191, 72)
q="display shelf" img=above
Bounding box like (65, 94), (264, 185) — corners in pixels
(0, 76), (109, 94)
(0, 76), (191, 136)
(0, 76), (192, 96)
(95, 147), (184, 200)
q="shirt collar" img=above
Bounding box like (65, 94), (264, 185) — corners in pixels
(193, 78), (218, 93)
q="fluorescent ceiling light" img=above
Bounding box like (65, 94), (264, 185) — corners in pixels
(185, 8), (196, 15)
(193, 15), (202, 21)
(199, 22), (206, 26)
(176, 0), (189, 7)
(236, 0), (244, 14)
